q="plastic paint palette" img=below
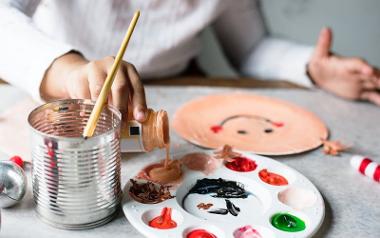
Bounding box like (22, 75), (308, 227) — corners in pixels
(122, 152), (325, 238)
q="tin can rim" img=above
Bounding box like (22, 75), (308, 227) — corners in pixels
(27, 99), (122, 142)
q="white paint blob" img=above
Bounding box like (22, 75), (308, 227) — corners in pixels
(278, 187), (317, 210)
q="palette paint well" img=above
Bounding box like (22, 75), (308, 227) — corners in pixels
(172, 93), (328, 155)
(122, 151), (325, 238)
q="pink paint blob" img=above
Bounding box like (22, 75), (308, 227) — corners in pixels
(233, 226), (262, 238)
(181, 152), (222, 175)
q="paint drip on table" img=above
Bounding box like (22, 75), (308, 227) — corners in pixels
(148, 207), (177, 229)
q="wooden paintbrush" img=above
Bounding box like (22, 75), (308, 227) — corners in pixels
(82, 10), (140, 138)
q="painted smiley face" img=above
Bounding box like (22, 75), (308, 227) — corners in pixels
(210, 114), (284, 135)
(173, 94), (328, 155)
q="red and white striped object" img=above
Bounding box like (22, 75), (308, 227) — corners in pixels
(350, 155), (380, 182)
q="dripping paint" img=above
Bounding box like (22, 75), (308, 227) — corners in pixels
(137, 159), (183, 185)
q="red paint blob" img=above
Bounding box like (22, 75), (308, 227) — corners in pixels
(225, 157), (257, 172)
(148, 207), (177, 229)
(187, 229), (217, 238)
(271, 122), (284, 127)
(9, 155), (24, 168)
(210, 125), (223, 133)
(259, 169), (288, 186)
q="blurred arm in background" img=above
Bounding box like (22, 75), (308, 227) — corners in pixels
(213, 0), (380, 105)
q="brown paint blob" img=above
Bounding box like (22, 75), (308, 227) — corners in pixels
(181, 152), (222, 175)
(128, 179), (174, 204)
(137, 160), (183, 185)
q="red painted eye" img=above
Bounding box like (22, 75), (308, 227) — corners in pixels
(210, 125), (223, 133)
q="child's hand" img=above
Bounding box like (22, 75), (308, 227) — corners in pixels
(308, 27), (380, 105)
(40, 52), (147, 122)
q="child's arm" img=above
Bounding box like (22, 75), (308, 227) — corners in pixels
(213, 0), (380, 105)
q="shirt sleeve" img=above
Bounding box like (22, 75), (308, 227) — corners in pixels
(213, 0), (314, 87)
(0, 0), (76, 101)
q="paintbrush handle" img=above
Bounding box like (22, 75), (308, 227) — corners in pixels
(83, 11), (140, 138)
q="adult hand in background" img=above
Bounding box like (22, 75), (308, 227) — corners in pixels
(40, 52), (147, 122)
(308, 27), (380, 105)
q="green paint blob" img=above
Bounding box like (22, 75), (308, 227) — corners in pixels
(271, 213), (306, 232)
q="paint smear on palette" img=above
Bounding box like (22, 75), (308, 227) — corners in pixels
(183, 178), (250, 207)
(137, 160), (183, 185)
(128, 179), (174, 204)
(181, 152), (222, 175)
(259, 169), (288, 186)
(208, 199), (240, 216)
(271, 213), (306, 232)
(233, 225), (262, 238)
(225, 157), (257, 172)
(187, 229), (217, 238)
(197, 202), (213, 210)
(148, 207), (177, 229)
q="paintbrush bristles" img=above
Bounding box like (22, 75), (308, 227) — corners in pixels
(82, 10), (140, 138)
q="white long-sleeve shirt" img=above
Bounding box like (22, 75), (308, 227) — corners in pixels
(0, 0), (313, 100)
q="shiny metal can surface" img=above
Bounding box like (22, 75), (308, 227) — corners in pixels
(28, 99), (122, 229)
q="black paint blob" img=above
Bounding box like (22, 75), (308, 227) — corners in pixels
(237, 130), (247, 134)
(208, 199), (241, 216)
(182, 178), (250, 209)
(264, 128), (273, 133)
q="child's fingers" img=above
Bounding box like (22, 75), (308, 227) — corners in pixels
(125, 62), (147, 122)
(111, 67), (129, 114)
(69, 76), (91, 99)
(360, 91), (380, 106)
(87, 63), (107, 101)
(343, 57), (373, 75)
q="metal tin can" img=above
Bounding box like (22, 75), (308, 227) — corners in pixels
(28, 99), (122, 229)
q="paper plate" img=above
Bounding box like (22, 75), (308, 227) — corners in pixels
(172, 93), (328, 155)
(122, 152), (325, 238)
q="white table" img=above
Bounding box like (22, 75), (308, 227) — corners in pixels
(1, 84), (379, 237)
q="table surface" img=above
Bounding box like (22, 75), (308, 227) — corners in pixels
(1, 82), (380, 238)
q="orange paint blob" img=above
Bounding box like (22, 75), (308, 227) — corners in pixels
(148, 207), (177, 229)
(259, 169), (288, 186)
